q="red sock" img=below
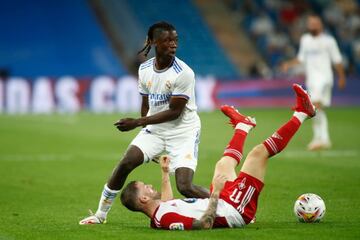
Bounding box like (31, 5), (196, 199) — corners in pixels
(223, 129), (248, 164)
(263, 116), (301, 157)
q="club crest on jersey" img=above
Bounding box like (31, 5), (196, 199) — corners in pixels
(181, 198), (197, 203)
(169, 222), (185, 230)
(238, 177), (246, 190)
(165, 80), (171, 90)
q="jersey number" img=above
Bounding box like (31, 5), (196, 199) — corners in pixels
(229, 188), (243, 203)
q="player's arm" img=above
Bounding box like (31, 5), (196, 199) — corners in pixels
(280, 58), (301, 72)
(334, 63), (346, 89)
(329, 38), (346, 90)
(159, 155), (173, 201)
(138, 96), (186, 125)
(281, 36), (305, 73)
(114, 69), (193, 132)
(114, 97), (187, 132)
(191, 175), (227, 230)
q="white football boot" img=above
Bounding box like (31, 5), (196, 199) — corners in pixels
(79, 210), (106, 225)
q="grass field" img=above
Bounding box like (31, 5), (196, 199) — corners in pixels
(1, 108), (360, 240)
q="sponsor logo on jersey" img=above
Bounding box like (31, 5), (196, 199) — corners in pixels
(149, 93), (171, 106)
(169, 222), (185, 230)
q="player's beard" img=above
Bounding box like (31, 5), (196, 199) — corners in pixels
(153, 192), (161, 200)
(309, 29), (320, 36)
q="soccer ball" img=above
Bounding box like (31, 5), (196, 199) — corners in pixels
(294, 193), (326, 223)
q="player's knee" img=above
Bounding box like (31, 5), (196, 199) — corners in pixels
(248, 144), (268, 160)
(118, 147), (144, 171)
(118, 154), (143, 174)
(176, 180), (193, 197)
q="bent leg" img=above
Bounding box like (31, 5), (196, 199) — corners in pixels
(242, 111), (309, 182)
(107, 145), (144, 190)
(95, 145), (144, 220)
(175, 167), (210, 198)
(214, 118), (254, 181)
(213, 156), (238, 182)
(240, 144), (269, 182)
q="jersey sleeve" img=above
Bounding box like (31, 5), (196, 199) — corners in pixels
(328, 37), (342, 64)
(297, 36), (306, 63)
(159, 212), (194, 230)
(172, 69), (195, 100)
(137, 69), (149, 96)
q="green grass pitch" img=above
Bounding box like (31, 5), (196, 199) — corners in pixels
(0, 108), (360, 239)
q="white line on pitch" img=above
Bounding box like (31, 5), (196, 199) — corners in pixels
(0, 153), (121, 162)
(282, 150), (358, 158)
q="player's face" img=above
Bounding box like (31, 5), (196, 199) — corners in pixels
(136, 181), (161, 200)
(155, 30), (178, 58)
(307, 17), (322, 36)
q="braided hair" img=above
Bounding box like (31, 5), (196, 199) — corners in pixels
(137, 21), (176, 57)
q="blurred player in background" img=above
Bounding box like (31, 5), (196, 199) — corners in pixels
(79, 21), (209, 225)
(281, 15), (346, 150)
(120, 84), (316, 230)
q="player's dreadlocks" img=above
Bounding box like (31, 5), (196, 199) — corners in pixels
(137, 21), (176, 57)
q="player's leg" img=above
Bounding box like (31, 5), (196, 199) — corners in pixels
(175, 168), (210, 198)
(307, 82), (331, 150)
(166, 128), (210, 198)
(79, 130), (164, 224)
(317, 83), (331, 147)
(241, 84), (316, 182)
(212, 105), (256, 182)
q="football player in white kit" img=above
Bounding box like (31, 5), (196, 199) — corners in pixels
(281, 15), (346, 150)
(120, 84), (316, 230)
(79, 22), (209, 225)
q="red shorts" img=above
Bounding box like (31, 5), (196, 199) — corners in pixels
(210, 172), (264, 224)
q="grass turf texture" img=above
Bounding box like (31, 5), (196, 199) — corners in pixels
(0, 108), (359, 240)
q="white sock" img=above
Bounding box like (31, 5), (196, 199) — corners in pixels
(293, 111), (308, 123)
(317, 109), (330, 143)
(235, 122), (253, 133)
(311, 112), (322, 143)
(95, 184), (120, 220)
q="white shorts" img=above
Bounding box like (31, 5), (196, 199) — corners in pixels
(130, 127), (201, 173)
(306, 81), (333, 107)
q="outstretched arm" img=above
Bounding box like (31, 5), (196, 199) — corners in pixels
(334, 63), (346, 90)
(114, 97), (187, 132)
(160, 155), (173, 201)
(191, 175), (227, 230)
(280, 58), (301, 73)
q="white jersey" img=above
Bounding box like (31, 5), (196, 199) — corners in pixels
(151, 198), (246, 230)
(297, 33), (342, 84)
(138, 57), (200, 135)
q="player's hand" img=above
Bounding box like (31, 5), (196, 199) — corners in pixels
(212, 174), (227, 193)
(114, 118), (139, 132)
(160, 155), (170, 173)
(338, 77), (346, 90)
(280, 62), (289, 73)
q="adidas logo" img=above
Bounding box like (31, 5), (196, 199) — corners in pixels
(272, 132), (283, 140)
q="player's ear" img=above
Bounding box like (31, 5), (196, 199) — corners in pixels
(139, 195), (150, 204)
(152, 38), (159, 47)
